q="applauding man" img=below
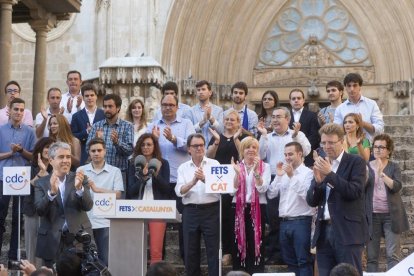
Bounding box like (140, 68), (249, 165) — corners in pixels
(34, 142), (93, 267)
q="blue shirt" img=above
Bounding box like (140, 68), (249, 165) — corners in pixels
(184, 103), (223, 148)
(146, 116), (195, 182)
(0, 122), (36, 179)
(87, 118), (134, 171)
(334, 95), (384, 141)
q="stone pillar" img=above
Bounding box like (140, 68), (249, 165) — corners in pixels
(0, 0), (14, 108)
(30, 20), (53, 116)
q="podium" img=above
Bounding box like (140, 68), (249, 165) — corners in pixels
(93, 195), (181, 276)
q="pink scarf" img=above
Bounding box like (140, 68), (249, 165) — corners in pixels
(235, 160), (264, 265)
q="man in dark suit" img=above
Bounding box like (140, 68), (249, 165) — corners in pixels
(289, 88), (320, 167)
(34, 141), (93, 267)
(306, 123), (368, 276)
(71, 83), (105, 165)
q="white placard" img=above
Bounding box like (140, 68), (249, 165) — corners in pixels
(386, 252), (414, 275)
(93, 193), (117, 217)
(204, 164), (235, 194)
(2, 167), (31, 195)
(114, 200), (177, 219)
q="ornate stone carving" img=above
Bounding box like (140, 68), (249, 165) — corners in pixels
(257, 0), (371, 67)
(389, 81), (409, 98)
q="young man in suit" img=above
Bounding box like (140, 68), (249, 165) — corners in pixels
(289, 88), (320, 167)
(71, 83), (105, 165)
(34, 141), (93, 267)
(306, 123), (368, 276)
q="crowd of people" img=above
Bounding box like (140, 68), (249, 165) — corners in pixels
(0, 70), (409, 276)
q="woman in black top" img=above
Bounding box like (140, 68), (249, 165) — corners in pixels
(206, 110), (249, 266)
(24, 137), (54, 266)
(126, 133), (170, 264)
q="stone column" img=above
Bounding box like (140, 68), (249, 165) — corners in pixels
(0, 0), (14, 108)
(30, 20), (53, 116)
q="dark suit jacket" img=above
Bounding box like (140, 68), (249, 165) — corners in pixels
(126, 158), (170, 200)
(366, 161), (409, 235)
(306, 152), (368, 247)
(290, 108), (320, 166)
(34, 172), (93, 260)
(71, 108), (105, 165)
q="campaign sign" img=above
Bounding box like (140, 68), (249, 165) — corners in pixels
(386, 251), (414, 275)
(205, 164), (235, 194)
(114, 200), (177, 220)
(93, 193), (116, 217)
(2, 166), (31, 195)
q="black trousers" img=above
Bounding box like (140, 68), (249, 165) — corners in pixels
(232, 203), (266, 275)
(183, 202), (219, 276)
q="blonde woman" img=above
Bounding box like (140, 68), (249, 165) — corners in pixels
(126, 99), (147, 145)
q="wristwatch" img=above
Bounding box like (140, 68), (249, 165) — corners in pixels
(254, 173), (261, 179)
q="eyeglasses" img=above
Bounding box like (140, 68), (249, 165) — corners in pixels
(161, 103), (176, 108)
(190, 144), (204, 149)
(373, 145), (387, 151)
(320, 140), (341, 147)
(6, 89), (19, 94)
(141, 143), (154, 147)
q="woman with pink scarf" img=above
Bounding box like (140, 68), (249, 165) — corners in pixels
(231, 136), (271, 274)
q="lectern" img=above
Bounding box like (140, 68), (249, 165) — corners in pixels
(93, 195), (180, 276)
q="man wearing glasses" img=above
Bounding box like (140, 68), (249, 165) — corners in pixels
(175, 133), (220, 276)
(146, 94), (195, 260)
(307, 123), (368, 276)
(0, 81), (34, 127)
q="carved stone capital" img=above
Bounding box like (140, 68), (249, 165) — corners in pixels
(29, 17), (57, 34)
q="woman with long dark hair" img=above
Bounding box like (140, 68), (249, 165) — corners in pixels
(258, 90), (279, 133)
(24, 137), (54, 266)
(126, 133), (170, 264)
(342, 112), (371, 161)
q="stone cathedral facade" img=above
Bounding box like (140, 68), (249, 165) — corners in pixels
(8, 0), (414, 116)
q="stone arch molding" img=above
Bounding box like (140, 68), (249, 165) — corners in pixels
(12, 14), (76, 43)
(254, 0), (375, 87)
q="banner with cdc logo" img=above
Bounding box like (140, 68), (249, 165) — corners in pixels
(2, 167), (31, 195)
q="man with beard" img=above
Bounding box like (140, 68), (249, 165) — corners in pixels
(87, 94), (133, 192)
(224, 81), (258, 135)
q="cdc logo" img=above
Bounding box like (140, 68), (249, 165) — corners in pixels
(94, 197), (114, 212)
(5, 172), (29, 190)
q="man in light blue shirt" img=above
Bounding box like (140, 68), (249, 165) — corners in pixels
(0, 98), (36, 264)
(224, 81), (258, 136)
(79, 138), (123, 266)
(334, 73), (384, 141)
(152, 81), (191, 122)
(184, 80), (223, 147)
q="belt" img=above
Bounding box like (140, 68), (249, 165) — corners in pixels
(185, 201), (219, 209)
(280, 215), (312, 221)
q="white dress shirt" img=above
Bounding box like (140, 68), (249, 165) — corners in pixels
(268, 163), (315, 217)
(323, 150), (344, 220)
(292, 107), (304, 123)
(175, 156), (220, 205)
(60, 91), (85, 123)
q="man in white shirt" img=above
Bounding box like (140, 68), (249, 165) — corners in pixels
(78, 138), (123, 266)
(175, 133), (220, 276)
(60, 70), (85, 123)
(35, 87), (63, 138)
(184, 80), (223, 147)
(333, 73), (384, 141)
(258, 106), (311, 265)
(267, 142), (314, 276)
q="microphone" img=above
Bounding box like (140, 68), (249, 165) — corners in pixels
(147, 158), (161, 177)
(134, 155), (147, 177)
